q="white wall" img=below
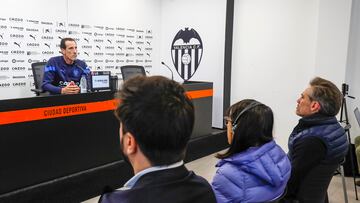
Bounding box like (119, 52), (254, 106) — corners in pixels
(231, 0), (352, 150)
(160, 0), (227, 128)
(315, 0), (352, 87)
(346, 0), (360, 140)
(0, 0), (160, 100)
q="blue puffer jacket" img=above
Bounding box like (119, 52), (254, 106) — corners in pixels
(211, 140), (291, 203)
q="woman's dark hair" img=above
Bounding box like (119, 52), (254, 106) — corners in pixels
(216, 99), (274, 159)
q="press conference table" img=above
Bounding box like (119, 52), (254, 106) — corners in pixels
(0, 82), (226, 202)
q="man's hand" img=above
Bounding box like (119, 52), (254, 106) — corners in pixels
(61, 81), (80, 94)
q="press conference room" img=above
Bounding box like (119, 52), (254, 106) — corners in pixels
(1, 0), (360, 202)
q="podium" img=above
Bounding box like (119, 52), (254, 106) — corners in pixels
(183, 81), (213, 138)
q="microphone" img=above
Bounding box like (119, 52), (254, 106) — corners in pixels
(74, 61), (89, 76)
(161, 61), (174, 80)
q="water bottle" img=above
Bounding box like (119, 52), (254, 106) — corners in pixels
(80, 75), (87, 93)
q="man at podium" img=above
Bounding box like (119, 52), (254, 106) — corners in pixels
(42, 37), (90, 94)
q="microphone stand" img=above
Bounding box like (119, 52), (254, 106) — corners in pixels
(161, 62), (174, 80)
(340, 83), (357, 200)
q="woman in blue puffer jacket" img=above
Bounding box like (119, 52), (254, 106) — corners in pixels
(212, 99), (291, 203)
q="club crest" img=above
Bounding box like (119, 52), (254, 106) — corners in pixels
(171, 28), (203, 81)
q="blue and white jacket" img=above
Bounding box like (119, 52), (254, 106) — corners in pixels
(212, 140), (291, 203)
(42, 56), (90, 94)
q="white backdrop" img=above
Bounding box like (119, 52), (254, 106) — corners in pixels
(0, 0), (160, 100)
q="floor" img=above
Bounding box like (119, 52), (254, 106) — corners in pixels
(83, 151), (360, 203)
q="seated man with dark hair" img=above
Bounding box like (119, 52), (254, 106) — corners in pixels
(100, 75), (216, 203)
(283, 77), (349, 202)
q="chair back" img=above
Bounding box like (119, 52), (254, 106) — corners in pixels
(120, 65), (146, 81)
(31, 62), (46, 96)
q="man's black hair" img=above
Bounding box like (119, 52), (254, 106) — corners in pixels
(115, 75), (194, 165)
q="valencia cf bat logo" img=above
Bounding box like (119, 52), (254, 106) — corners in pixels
(171, 28), (203, 81)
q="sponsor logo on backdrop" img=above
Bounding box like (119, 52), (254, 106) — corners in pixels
(12, 82), (26, 87)
(94, 39), (104, 43)
(171, 27), (203, 81)
(0, 83), (11, 87)
(0, 50), (9, 55)
(0, 75), (10, 80)
(13, 76), (26, 79)
(82, 45), (92, 49)
(57, 22), (66, 27)
(42, 51), (54, 55)
(0, 41), (8, 46)
(27, 19), (39, 24)
(94, 26), (104, 30)
(94, 32), (104, 37)
(27, 51), (40, 55)
(0, 67), (9, 71)
(68, 30), (79, 35)
(9, 17), (23, 22)
(10, 34), (24, 38)
(82, 32), (92, 36)
(55, 29), (67, 33)
(28, 59), (40, 63)
(43, 28), (52, 33)
(41, 35), (53, 40)
(27, 43), (40, 47)
(12, 67), (26, 71)
(11, 26), (24, 31)
(12, 59), (25, 63)
(41, 21), (53, 25)
(68, 23), (80, 28)
(81, 25), (91, 29)
(29, 34), (36, 40)
(26, 28), (39, 32)
(13, 42), (21, 47)
(11, 50), (25, 55)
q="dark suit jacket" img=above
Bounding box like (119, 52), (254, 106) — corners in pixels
(99, 165), (216, 203)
